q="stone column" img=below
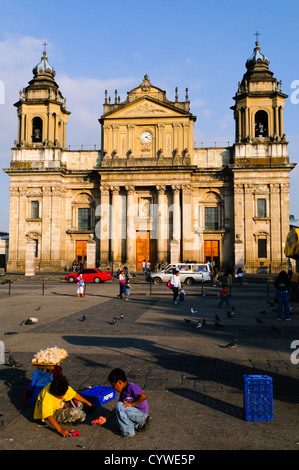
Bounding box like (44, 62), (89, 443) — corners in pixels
(41, 186), (52, 267)
(244, 184), (255, 270)
(111, 186), (120, 263)
(87, 234), (96, 268)
(98, 185), (110, 266)
(281, 183), (290, 268)
(181, 185), (193, 261)
(6, 187), (20, 272)
(172, 186), (181, 241)
(279, 106), (284, 137)
(233, 183), (244, 269)
(126, 186), (136, 267)
(157, 185), (168, 263)
(269, 183), (281, 270)
(25, 235), (36, 276)
(273, 105), (279, 136)
(171, 185), (181, 260)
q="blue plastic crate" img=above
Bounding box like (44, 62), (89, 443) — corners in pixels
(27, 370), (53, 408)
(80, 386), (116, 406)
(243, 375), (273, 421)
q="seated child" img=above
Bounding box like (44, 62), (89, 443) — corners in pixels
(93, 368), (150, 437)
(34, 375), (93, 437)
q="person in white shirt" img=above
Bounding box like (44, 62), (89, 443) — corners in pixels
(170, 270), (181, 304)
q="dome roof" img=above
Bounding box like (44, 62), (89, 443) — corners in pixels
(32, 49), (56, 78)
(246, 41), (270, 70)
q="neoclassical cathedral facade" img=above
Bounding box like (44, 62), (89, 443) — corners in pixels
(4, 41), (295, 273)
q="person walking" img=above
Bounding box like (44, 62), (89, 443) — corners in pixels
(77, 274), (85, 297)
(224, 265), (234, 287)
(118, 269), (126, 299)
(146, 260), (151, 274)
(142, 260), (146, 275)
(170, 270), (181, 305)
(217, 284), (230, 309)
(274, 270), (291, 321)
(237, 267), (243, 287)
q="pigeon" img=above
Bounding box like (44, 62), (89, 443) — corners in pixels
(120, 314), (124, 319)
(215, 321), (224, 328)
(81, 315), (87, 322)
(201, 318), (206, 326)
(35, 306), (41, 311)
(113, 317), (117, 324)
(7, 354), (22, 367)
(196, 321), (202, 329)
(184, 318), (193, 323)
(226, 311), (234, 318)
(191, 308), (198, 314)
(224, 340), (238, 349)
(20, 318), (38, 326)
(255, 317), (264, 324)
(272, 325), (280, 333)
(215, 314), (221, 322)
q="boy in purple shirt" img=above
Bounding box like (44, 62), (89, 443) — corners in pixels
(93, 368), (150, 437)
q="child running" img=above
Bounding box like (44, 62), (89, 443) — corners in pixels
(217, 283), (230, 308)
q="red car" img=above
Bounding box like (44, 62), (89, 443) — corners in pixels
(65, 268), (112, 284)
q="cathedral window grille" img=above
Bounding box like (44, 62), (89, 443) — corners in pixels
(204, 207), (219, 230)
(31, 200), (39, 219)
(258, 239), (267, 258)
(78, 208), (91, 230)
(257, 198), (267, 218)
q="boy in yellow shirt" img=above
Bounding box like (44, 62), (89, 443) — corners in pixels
(34, 376), (93, 437)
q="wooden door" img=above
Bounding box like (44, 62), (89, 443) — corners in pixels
(76, 240), (87, 263)
(204, 240), (219, 266)
(136, 231), (149, 272)
(136, 231), (157, 271)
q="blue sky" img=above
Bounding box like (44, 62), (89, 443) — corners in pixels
(0, 0), (298, 232)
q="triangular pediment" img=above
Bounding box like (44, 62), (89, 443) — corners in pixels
(104, 96), (189, 119)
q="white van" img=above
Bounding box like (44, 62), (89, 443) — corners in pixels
(150, 263), (211, 285)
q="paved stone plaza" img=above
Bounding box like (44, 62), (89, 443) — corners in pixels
(0, 274), (298, 452)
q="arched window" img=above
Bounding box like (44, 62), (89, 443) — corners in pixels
(32, 117), (43, 142)
(255, 110), (268, 137)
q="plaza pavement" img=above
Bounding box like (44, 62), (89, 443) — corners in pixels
(0, 272), (298, 454)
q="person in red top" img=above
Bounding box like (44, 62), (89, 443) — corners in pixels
(217, 284), (230, 308)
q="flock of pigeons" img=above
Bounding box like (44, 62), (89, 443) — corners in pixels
(5, 298), (296, 367)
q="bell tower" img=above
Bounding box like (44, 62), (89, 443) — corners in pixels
(14, 45), (70, 149)
(232, 38), (288, 145)
(230, 38), (295, 273)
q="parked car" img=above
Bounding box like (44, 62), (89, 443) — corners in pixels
(65, 268), (112, 284)
(150, 263), (211, 285)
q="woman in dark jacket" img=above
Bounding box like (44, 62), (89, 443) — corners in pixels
(274, 270), (291, 321)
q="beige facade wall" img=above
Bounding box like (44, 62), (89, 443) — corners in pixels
(4, 46), (296, 274)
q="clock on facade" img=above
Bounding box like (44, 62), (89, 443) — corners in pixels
(140, 131), (152, 143)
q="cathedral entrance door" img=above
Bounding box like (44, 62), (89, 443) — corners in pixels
(76, 240), (87, 265)
(204, 240), (219, 267)
(136, 231), (157, 272)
